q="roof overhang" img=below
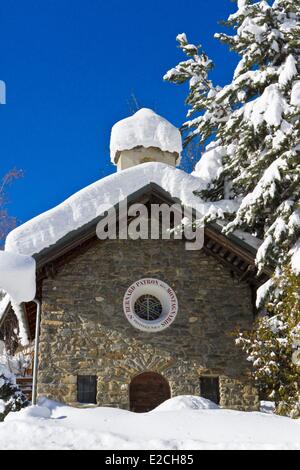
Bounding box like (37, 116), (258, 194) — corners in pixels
(32, 182), (269, 282)
(1, 182), (271, 337)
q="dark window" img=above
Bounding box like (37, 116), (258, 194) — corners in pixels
(77, 375), (97, 404)
(134, 295), (163, 321)
(200, 376), (220, 405)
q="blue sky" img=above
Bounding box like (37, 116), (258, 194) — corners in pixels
(1, 0), (238, 226)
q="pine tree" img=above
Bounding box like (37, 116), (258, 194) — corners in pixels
(164, 33), (231, 148)
(0, 363), (29, 421)
(214, 0), (300, 279)
(206, 0), (300, 281)
(236, 266), (300, 418)
(166, 3), (300, 417)
(165, 0), (300, 295)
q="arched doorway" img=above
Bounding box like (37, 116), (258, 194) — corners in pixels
(129, 371), (171, 413)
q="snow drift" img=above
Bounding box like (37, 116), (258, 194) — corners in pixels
(152, 395), (219, 411)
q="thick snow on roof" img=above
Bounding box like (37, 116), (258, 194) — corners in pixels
(192, 144), (225, 185)
(0, 252), (35, 345)
(110, 108), (182, 163)
(0, 294), (10, 323)
(0, 251), (36, 303)
(5, 162), (238, 257)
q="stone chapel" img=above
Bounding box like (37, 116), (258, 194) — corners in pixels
(0, 108), (270, 412)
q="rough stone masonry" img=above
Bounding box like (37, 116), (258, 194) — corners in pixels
(37, 237), (259, 411)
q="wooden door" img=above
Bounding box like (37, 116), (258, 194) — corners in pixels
(129, 372), (170, 413)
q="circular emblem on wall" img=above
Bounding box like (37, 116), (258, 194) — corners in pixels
(123, 278), (178, 332)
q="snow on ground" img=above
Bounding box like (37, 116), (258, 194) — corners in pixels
(0, 396), (299, 450)
(110, 108), (182, 163)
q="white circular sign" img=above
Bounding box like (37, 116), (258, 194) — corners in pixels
(123, 278), (178, 332)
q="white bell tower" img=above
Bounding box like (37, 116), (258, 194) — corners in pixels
(110, 108), (182, 171)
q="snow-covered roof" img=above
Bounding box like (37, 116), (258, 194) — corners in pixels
(1, 161), (266, 341)
(0, 251), (36, 303)
(5, 162), (238, 257)
(110, 108), (183, 164)
(0, 252), (35, 346)
(0, 294), (10, 324)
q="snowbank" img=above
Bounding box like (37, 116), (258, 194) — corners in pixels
(110, 108), (182, 163)
(152, 395), (219, 411)
(0, 251), (36, 303)
(0, 398), (299, 450)
(5, 162), (238, 257)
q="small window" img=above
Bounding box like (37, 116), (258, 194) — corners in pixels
(77, 375), (97, 404)
(200, 376), (220, 405)
(134, 294), (163, 321)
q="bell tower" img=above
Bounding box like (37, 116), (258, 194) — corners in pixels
(110, 108), (182, 171)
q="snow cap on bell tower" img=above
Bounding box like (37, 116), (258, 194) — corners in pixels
(110, 108), (182, 171)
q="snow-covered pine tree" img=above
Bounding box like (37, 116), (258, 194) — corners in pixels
(164, 33), (231, 149)
(212, 0), (300, 285)
(165, 1), (300, 417)
(236, 266), (300, 418)
(204, 0), (300, 283)
(165, 0), (300, 296)
(0, 363), (29, 421)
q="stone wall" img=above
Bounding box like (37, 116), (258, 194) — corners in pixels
(37, 237), (259, 411)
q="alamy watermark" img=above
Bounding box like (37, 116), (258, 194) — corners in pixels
(0, 80), (6, 104)
(96, 199), (204, 251)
